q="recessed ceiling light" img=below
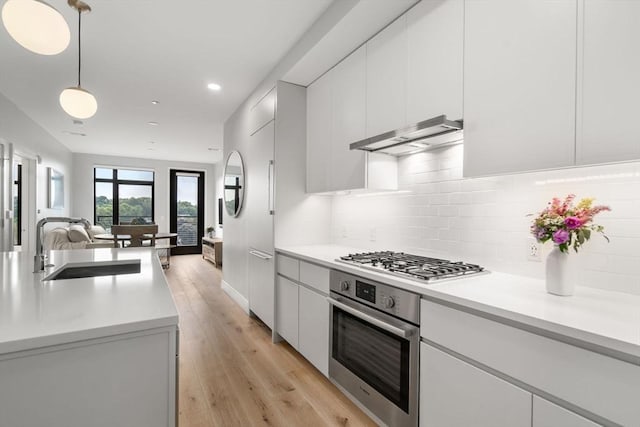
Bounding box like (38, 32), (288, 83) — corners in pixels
(151, 100), (159, 105)
(147, 121), (158, 126)
(207, 83), (222, 91)
(149, 141), (156, 144)
(207, 147), (220, 151)
(147, 148), (155, 151)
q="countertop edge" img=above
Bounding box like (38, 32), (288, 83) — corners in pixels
(0, 314), (179, 356)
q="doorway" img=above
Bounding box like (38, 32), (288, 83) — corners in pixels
(169, 169), (205, 255)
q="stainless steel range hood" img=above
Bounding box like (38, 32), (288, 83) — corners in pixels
(349, 115), (463, 156)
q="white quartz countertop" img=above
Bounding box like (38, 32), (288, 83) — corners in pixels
(276, 244), (640, 360)
(0, 248), (179, 354)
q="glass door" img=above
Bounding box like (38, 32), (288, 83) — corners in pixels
(170, 169), (204, 255)
(12, 161), (22, 250)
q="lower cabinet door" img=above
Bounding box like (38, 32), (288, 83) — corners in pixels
(533, 396), (601, 427)
(420, 343), (531, 427)
(276, 276), (299, 348)
(248, 251), (275, 329)
(298, 285), (329, 376)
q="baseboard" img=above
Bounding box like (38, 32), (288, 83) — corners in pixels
(221, 280), (250, 315)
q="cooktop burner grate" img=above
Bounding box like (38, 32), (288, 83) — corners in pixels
(338, 251), (486, 282)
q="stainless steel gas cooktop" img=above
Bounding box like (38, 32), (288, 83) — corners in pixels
(337, 251), (487, 282)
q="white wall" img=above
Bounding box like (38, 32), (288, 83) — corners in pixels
(0, 93), (75, 253)
(331, 144), (640, 295)
(72, 153), (217, 233)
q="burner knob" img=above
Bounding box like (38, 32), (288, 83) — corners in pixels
(340, 280), (350, 291)
(383, 296), (395, 309)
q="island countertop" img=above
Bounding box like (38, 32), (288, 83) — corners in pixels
(0, 248), (179, 355)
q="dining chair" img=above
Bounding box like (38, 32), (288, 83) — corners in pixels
(111, 224), (158, 248)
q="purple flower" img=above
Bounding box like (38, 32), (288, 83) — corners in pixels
(564, 216), (582, 230)
(552, 229), (570, 245)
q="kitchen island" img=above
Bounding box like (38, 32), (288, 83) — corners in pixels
(0, 248), (179, 427)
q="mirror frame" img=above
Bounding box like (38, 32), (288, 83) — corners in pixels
(223, 150), (245, 218)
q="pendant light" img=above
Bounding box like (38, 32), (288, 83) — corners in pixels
(1, 0), (70, 55)
(59, 0), (97, 119)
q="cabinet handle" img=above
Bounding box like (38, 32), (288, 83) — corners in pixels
(268, 160), (274, 215)
(249, 249), (273, 260)
(327, 297), (415, 338)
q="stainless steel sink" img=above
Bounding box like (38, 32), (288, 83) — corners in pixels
(43, 259), (141, 281)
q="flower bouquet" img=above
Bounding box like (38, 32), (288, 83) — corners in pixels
(530, 194), (610, 253)
(531, 194), (611, 296)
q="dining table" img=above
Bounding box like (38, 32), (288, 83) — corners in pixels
(93, 232), (178, 268)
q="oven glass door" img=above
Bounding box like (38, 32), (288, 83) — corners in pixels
(332, 305), (411, 412)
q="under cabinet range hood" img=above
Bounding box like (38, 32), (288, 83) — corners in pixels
(350, 115), (463, 156)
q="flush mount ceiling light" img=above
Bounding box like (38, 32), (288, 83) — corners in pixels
(59, 0), (97, 119)
(1, 0), (70, 55)
(207, 83), (222, 91)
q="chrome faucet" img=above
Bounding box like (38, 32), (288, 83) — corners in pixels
(34, 217), (91, 272)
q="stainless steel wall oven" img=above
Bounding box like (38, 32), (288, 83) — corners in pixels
(328, 270), (420, 427)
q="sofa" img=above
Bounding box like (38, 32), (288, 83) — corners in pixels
(43, 224), (114, 251)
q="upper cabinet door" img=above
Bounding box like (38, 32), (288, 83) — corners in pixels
(306, 72), (332, 193)
(366, 15), (407, 137)
(331, 45), (367, 191)
(250, 88), (276, 136)
(463, 0), (577, 177)
(406, 0), (463, 123)
(577, 0), (640, 165)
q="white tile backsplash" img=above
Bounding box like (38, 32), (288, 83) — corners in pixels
(331, 144), (640, 295)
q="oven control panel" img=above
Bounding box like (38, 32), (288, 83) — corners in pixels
(330, 270), (420, 324)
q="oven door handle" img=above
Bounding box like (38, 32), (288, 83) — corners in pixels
(327, 297), (415, 339)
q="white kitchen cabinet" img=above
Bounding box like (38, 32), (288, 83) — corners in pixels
(576, 0), (640, 165)
(306, 49), (397, 194)
(533, 396), (601, 427)
(331, 45), (367, 191)
(406, 0), (463, 124)
(366, 15), (407, 137)
(276, 276), (298, 348)
(420, 342), (532, 427)
(247, 120), (275, 253)
(463, 0), (577, 177)
(275, 255), (330, 376)
(248, 250), (274, 329)
(298, 285), (330, 376)
(0, 326), (177, 427)
(420, 299), (638, 426)
(306, 72), (332, 193)
(250, 87), (275, 136)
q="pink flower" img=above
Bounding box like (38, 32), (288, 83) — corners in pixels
(564, 216), (582, 230)
(552, 229), (569, 245)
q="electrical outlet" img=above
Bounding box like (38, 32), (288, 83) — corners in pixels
(527, 239), (541, 262)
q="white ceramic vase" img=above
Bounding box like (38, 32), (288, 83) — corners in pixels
(545, 246), (575, 296)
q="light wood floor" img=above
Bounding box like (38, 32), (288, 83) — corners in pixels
(164, 255), (377, 427)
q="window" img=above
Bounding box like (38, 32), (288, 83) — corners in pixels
(94, 167), (155, 231)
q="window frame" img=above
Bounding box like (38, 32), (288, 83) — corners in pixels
(94, 167), (155, 228)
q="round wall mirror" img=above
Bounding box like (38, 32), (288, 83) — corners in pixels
(223, 150), (245, 217)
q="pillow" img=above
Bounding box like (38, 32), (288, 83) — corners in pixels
(87, 225), (107, 240)
(68, 224), (91, 242)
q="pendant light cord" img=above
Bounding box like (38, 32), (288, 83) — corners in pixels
(77, 9), (81, 87)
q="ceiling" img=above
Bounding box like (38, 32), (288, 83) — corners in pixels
(0, 0), (332, 164)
